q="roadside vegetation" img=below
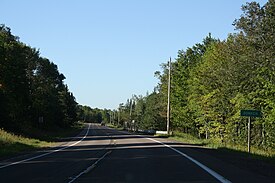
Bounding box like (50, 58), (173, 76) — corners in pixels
(1, 0), (274, 160)
(0, 128), (51, 158)
(110, 0), (275, 156)
(107, 123), (124, 131)
(0, 122), (84, 159)
(170, 131), (275, 160)
(0, 24), (81, 135)
(0, 21), (92, 158)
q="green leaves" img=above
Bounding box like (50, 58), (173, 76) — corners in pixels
(133, 0), (275, 149)
(0, 25), (77, 131)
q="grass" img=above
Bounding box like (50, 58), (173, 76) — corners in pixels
(0, 121), (85, 159)
(22, 121), (85, 142)
(107, 124), (124, 131)
(169, 131), (275, 163)
(106, 125), (275, 163)
(169, 131), (210, 146)
(0, 128), (52, 158)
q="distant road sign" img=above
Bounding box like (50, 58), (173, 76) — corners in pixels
(240, 110), (261, 117)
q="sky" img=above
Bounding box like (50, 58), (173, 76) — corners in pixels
(1, 0), (268, 109)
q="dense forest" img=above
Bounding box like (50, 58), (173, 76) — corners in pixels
(0, 25), (78, 132)
(0, 24), (114, 134)
(115, 0), (275, 150)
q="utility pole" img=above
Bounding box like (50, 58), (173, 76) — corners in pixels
(167, 57), (171, 135)
(129, 98), (133, 131)
(118, 109), (120, 126)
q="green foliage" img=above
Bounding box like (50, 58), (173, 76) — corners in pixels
(0, 24), (78, 133)
(0, 122), (84, 158)
(76, 105), (108, 123)
(114, 93), (166, 131)
(0, 128), (52, 157)
(118, 0), (275, 151)
(170, 131), (275, 158)
(141, 92), (166, 130)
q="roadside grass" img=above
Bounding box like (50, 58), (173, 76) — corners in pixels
(23, 121), (85, 142)
(106, 125), (275, 163)
(107, 124), (124, 131)
(0, 128), (51, 158)
(0, 121), (85, 159)
(169, 131), (275, 163)
(169, 131), (210, 146)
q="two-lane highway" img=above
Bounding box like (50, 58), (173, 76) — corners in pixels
(76, 128), (222, 183)
(0, 124), (274, 182)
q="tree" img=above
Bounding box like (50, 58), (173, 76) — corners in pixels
(0, 25), (31, 130)
(0, 24), (78, 132)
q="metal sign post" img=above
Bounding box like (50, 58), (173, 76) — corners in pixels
(247, 116), (251, 153)
(240, 109), (261, 153)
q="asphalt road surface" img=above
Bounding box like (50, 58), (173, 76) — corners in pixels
(0, 123), (274, 183)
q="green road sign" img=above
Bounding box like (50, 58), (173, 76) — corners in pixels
(240, 110), (261, 117)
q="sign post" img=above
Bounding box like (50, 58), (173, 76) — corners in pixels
(247, 116), (251, 153)
(240, 110), (261, 153)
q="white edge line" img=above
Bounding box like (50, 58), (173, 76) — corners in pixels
(105, 128), (232, 183)
(146, 137), (232, 183)
(0, 123), (91, 169)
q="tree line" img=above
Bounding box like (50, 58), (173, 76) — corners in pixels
(76, 105), (111, 124)
(0, 25), (78, 132)
(115, 0), (275, 150)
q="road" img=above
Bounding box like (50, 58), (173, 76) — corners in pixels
(0, 123), (273, 183)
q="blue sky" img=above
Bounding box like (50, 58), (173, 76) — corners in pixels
(1, 0), (267, 109)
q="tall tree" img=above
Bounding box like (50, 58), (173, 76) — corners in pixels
(0, 24), (78, 132)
